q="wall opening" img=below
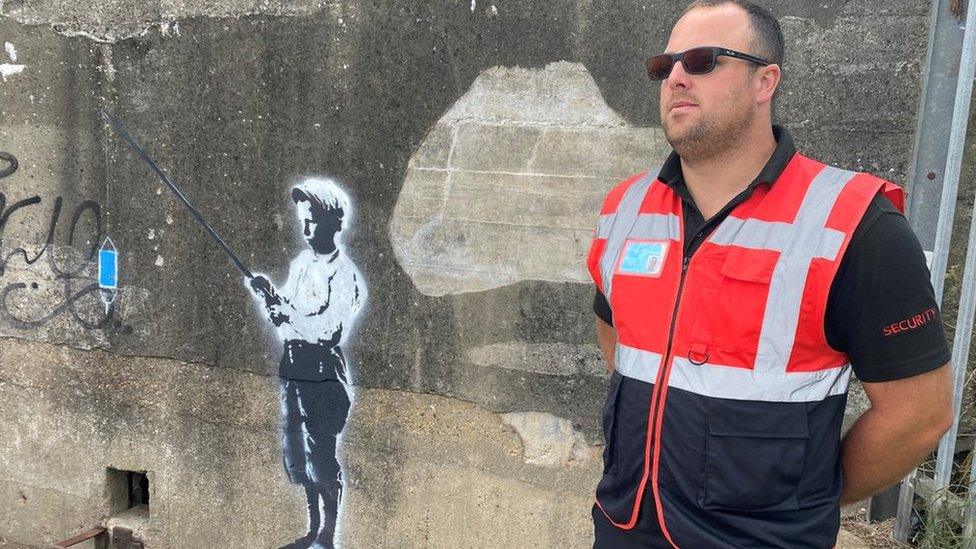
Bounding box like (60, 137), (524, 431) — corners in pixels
(105, 468), (150, 515)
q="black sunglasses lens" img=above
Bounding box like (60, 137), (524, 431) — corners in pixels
(682, 47), (716, 74)
(647, 55), (674, 81)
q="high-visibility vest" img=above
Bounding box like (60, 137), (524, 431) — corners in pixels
(587, 153), (904, 548)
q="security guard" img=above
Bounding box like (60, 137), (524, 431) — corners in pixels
(588, 2), (954, 547)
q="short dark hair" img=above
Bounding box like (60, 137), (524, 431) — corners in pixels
(292, 187), (345, 221)
(682, 0), (784, 67)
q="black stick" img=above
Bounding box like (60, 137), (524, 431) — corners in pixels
(101, 107), (254, 279)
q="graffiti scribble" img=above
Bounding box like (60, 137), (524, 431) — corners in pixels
(0, 151), (115, 331)
(0, 152), (17, 179)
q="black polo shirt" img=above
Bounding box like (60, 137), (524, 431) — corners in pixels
(593, 126), (949, 383)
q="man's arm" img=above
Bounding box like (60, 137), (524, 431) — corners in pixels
(596, 317), (616, 373)
(838, 363), (954, 505)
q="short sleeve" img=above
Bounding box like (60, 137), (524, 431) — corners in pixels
(825, 195), (950, 382)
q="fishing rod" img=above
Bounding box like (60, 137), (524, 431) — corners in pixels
(100, 107), (255, 279)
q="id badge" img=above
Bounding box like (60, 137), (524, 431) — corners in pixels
(616, 239), (670, 278)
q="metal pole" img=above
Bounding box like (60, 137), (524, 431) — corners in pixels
(894, 0), (976, 540)
(906, 0), (967, 254)
(959, 182), (976, 546)
(928, 14), (976, 305)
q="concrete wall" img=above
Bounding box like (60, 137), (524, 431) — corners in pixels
(0, 0), (933, 547)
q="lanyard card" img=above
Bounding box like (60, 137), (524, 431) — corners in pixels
(617, 239), (670, 278)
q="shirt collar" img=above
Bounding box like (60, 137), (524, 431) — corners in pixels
(657, 125), (796, 191)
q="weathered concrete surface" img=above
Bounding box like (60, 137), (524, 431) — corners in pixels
(0, 0), (932, 418)
(0, 338), (295, 547)
(0, 0), (343, 42)
(343, 389), (600, 548)
(0, 0), (950, 547)
(390, 61), (669, 296)
(0, 338), (600, 547)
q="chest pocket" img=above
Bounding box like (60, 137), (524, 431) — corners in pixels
(709, 247), (778, 356)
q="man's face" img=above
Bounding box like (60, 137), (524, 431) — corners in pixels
(296, 199), (343, 255)
(660, 5), (762, 159)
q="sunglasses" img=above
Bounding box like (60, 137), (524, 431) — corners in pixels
(646, 46), (771, 81)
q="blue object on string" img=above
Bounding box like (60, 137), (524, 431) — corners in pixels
(99, 238), (118, 290)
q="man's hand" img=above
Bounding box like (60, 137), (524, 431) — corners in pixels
(839, 363), (954, 505)
(596, 318), (617, 372)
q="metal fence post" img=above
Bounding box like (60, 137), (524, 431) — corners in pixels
(893, 0), (976, 540)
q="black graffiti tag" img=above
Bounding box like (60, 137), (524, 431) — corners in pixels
(0, 151), (114, 330)
(0, 152), (18, 179)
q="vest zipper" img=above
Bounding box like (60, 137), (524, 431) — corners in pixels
(644, 252), (690, 546)
(653, 254), (690, 396)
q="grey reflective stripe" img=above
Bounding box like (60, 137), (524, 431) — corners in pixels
(755, 166), (854, 372)
(669, 357), (851, 402)
(615, 343), (663, 384)
(710, 218), (795, 251)
(598, 169), (661, 300)
(707, 165), (856, 374)
(596, 212), (679, 241)
(631, 213), (681, 241)
(596, 214), (615, 239)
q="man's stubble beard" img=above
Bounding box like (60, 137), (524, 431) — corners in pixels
(663, 97), (756, 163)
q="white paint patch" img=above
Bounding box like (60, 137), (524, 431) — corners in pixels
(1, 41), (26, 82)
(501, 411), (596, 467)
(0, 64), (26, 81)
(147, 229), (155, 240)
(154, 255), (164, 267)
(388, 61), (670, 296)
(470, 0), (476, 11)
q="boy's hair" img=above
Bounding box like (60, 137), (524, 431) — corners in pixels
(291, 177), (351, 222)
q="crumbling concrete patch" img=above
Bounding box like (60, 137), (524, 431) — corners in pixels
(389, 61), (670, 296)
(501, 411), (597, 467)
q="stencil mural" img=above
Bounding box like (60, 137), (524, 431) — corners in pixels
(248, 178), (366, 549)
(103, 111), (367, 549)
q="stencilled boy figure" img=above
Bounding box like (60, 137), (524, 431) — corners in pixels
(247, 177), (366, 549)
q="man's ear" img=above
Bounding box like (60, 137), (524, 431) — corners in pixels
(755, 63), (781, 105)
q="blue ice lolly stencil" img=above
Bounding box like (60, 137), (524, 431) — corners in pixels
(98, 239), (118, 290)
